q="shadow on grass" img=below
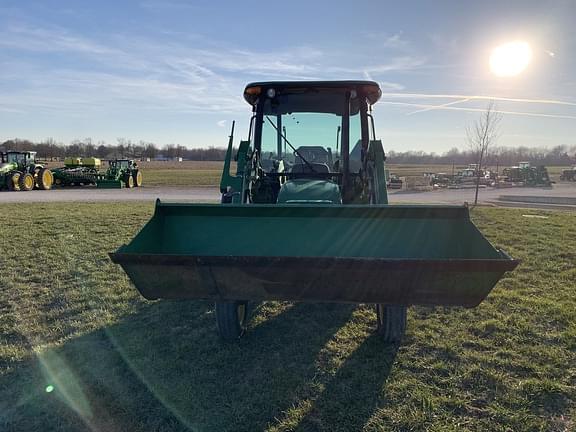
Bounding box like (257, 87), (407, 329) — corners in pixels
(1, 301), (398, 432)
(293, 336), (398, 432)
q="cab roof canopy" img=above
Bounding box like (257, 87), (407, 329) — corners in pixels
(243, 80), (382, 116)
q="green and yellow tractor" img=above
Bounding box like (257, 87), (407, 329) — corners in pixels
(111, 81), (518, 344)
(502, 161), (552, 186)
(0, 151), (53, 191)
(96, 159), (142, 189)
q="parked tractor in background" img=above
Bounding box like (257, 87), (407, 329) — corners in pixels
(427, 165), (493, 189)
(429, 172), (454, 188)
(453, 165), (494, 187)
(0, 151), (53, 191)
(501, 162), (552, 187)
(97, 159), (142, 188)
(559, 166), (576, 182)
(52, 157), (101, 187)
(387, 173), (403, 189)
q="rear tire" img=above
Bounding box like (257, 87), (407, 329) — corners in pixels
(215, 301), (250, 340)
(133, 170), (143, 187)
(36, 168), (54, 190)
(376, 305), (407, 343)
(8, 172), (21, 191)
(18, 173), (35, 191)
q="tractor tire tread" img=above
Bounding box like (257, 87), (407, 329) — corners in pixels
(18, 172), (34, 191)
(133, 170), (143, 187)
(36, 168), (53, 190)
(215, 301), (249, 340)
(376, 305), (407, 344)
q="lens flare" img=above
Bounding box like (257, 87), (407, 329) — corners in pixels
(490, 41), (532, 77)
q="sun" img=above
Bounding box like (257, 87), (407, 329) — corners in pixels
(489, 41), (532, 77)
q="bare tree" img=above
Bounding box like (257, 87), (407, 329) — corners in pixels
(467, 101), (502, 205)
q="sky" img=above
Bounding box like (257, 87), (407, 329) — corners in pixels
(0, 0), (575, 152)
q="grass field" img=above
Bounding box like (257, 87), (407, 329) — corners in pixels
(137, 161), (226, 187)
(140, 162), (573, 187)
(44, 160), (574, 187)
(1, 203), (574, 431)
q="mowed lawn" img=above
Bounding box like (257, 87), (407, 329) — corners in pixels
(139, 161), (227, 187)
(0, 203), (574, 431)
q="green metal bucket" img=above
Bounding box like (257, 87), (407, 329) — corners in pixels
(110, 201), (518, 307)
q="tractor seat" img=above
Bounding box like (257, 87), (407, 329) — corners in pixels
(290, 163), (330, 174)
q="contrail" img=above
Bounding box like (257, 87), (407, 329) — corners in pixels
(407, 98), (470, 115)
(379, 101), (576, 120)
(380, 92), (576, 107)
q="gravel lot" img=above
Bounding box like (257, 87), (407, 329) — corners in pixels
(1, 183), (575, 207)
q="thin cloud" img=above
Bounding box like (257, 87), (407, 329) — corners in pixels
(334, 56), (426, 74)
(363, 31), (410, 50)
(407, 98), (470, 114)
(140, 1), (199, 11)
(0, 24), (121, 56)
(1, 23), (420, 117)
(381, 92), (576, 107)
(379, 81), (405, 91)
(0, 106), (25, 114)
(380, 101), (576, 120)
(5, 22), (572, 128)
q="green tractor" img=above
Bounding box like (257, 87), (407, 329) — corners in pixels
(97, 159), (142, 189)
(111, 81), (517, 344)
(0, 151), (53, 191)
(559, 166), (576, 182)
(502, 161), (552, 186)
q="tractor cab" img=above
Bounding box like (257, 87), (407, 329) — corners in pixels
(5, 151), (36, 167)
(518, 161), (531, 169)
(240, 81), (382, 204)
(109, 159), (135, 171)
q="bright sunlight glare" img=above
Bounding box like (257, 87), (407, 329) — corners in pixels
(489, 41), (533, 77)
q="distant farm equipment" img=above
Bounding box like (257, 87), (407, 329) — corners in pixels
(500, 162), (552, 187)
(52, 157), (101, 187)
(97, 159), (142, 189)
(52, 157), (143, 189)
(0, 151), (53, 191)
(387, 173), (403, 189)
(425, 162), (553, 189)
(429, 172), (455, 188)
(559, 166), (576, 182)
(428, 165), (494, 189)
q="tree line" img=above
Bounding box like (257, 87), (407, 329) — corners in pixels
(0, 138), (228, 161)
(1, 138), (574, 166)
(388, 144), (576, 167)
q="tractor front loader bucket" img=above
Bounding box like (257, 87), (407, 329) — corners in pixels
(111, 201), (518, 307)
